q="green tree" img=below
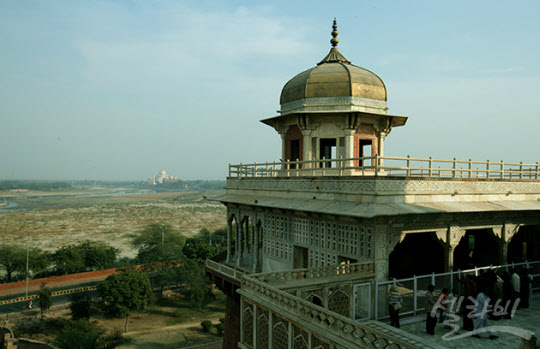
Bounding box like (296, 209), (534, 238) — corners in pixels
(0, 245), (49, 283)
(131, 223), (186, 256)
(198, 228), (211, 242)
(132, 223), (186, 296)
(30, 250), (51, 275)
(0, 245), (26, 282)
(182, 237), (220, 264)
(52, 245), (84, 275)
(97, 270), (154, 332)
(38, 282), (52, 319)
(69, 291), (93, 321)
(183, 262), (214, 309)
(136, 244), (185, 264)
(54, 320), (127, 349)
(52, 241), (118, 275)
(209, 227), (227, 248)
(140, 260), (184, 296)
(80, 241), (118, 270)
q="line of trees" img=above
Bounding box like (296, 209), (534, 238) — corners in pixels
(0, 180), (72, 191)
(0, 224), (226, 285)
(0, 241), (119, 283)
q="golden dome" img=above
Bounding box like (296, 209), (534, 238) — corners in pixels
(279, 57), (387, 104)
(279, 19), (387, 115)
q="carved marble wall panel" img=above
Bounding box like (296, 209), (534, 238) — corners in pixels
(227, 177), (540, 196)
(262, 212), (374, 269)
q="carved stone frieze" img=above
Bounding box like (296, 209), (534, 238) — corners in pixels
(227, 177), (540, 196)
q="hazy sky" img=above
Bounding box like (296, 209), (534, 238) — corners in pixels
(1, 1), (539, 180)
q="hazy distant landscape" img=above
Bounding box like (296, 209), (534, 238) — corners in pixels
(0, 181), (228, 348)
(0, 182), (226, 258)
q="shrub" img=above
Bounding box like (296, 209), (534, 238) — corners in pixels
(69, 291), (93, 321)
(54, 320), (129, 349)
(216, 323), (224, 336)
(200, 320), (213, 333)
(38, 282), (52, 319)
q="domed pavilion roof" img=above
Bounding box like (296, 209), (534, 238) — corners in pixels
(279, 19), (388, 116)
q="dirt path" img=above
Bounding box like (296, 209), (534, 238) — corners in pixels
(123, 316), (222, 336)
(118, 316), (223, 349)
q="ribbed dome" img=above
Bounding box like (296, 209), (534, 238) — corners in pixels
(280, 57), (387, 105)
(262, 20), (407, 129)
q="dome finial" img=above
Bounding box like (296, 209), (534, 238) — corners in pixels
(318, 18), (350, 65)
(330, 18), (339, 47)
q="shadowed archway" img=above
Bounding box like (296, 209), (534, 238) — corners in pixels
(508, 225), (540, 263)
(453, 229), (500, 270)
(389, 232), (444, 279)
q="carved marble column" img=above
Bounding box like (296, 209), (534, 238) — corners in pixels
(374, 225), (389, 281)
(500, 241), (509, 265)
(376, 131), (387, 172)
(500, 223), (520, 264)
(438, 226), (466, 272)
(281, 133), (287, 164)
(378, 131), (386, 157)
(301, 129), (312, 166)
(344, 130), (355, 169)
(243, 218), (249, 254)
(236, 221), (244, 267)
(234, 217), (240, 262)
(252, 224), (261, 273)
(448, 226), (466, 271)
(226, 217), (233, 263)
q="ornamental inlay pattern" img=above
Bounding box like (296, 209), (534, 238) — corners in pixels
(228, 178), (540, 194)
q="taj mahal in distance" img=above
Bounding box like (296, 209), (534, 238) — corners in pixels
(206, 19), (540, 349)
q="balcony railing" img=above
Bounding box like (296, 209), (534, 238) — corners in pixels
(250, 261), (374, 285)
(240, 274), (439, 349)
(206, 259), (245, 282)
(229, 155), (540, 180)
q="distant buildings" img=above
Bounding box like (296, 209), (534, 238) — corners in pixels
(147, 169), (179, 185)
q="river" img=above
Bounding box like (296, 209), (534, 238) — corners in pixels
(0, 190), (155, 213)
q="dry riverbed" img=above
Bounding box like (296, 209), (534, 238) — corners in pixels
(0, 189), (226, 258)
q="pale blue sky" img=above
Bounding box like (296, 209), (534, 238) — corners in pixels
(1, 0), (539, 180)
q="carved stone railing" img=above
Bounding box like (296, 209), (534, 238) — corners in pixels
(206, 259), (245, 282)
(250, 262), (374, 285)
(229, 155), (540, 180)
(240, 275), (442, 349)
